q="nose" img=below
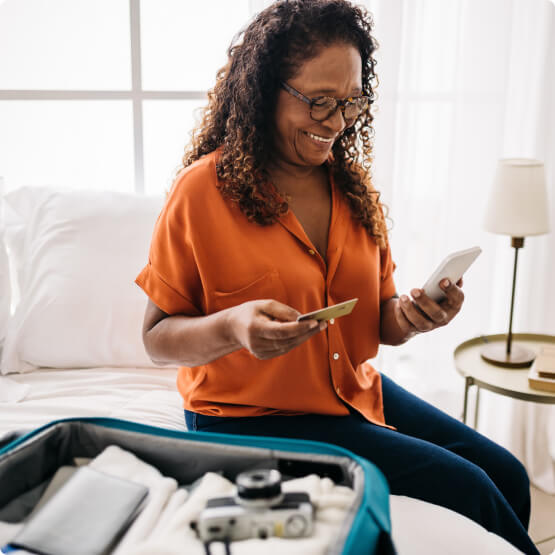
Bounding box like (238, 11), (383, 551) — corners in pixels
(322, 107), (347, 135)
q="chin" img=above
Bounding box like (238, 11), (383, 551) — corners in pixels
(295, 145), (331, 166)
(305, 151), (331, 167)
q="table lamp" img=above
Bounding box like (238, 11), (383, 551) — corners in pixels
(481, 158), (550, 368)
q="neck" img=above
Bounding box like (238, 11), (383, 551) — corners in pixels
(267, 158), (320, 179)
(267, 158), (326, 195)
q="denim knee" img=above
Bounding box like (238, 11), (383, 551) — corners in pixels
(498, 451), (531, 528)
(507, 454), (530, 493)
(514, 456), (529, 489)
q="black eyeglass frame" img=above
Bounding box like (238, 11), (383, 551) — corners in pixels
(280, 81), (370, 124)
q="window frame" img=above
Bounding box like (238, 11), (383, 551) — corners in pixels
(0, 0), (207, 194)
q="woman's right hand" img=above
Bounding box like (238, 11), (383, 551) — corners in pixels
(226, 299), (327, 360)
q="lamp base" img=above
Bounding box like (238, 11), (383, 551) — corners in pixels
(480, 343), (536, 368)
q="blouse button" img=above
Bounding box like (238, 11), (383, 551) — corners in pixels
(329, 318), (335, 324)
(308, 249), (316, 255)
(333, 353), (340, 360)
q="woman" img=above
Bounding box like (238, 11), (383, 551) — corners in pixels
(136, 1), (538, 553)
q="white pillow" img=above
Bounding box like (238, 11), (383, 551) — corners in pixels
(1, 187), (167, 374)
(0, 230), (10, 353)
(0, 175), (11, 355)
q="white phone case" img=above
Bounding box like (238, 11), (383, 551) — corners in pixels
(422, 246), (482, 302)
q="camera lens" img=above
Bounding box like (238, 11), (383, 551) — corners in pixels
(285, 515), (308, 537)
(236, 469), (283, 506)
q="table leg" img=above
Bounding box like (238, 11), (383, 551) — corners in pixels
(462, 376), (474, 425)
(474, 386), (481, 429)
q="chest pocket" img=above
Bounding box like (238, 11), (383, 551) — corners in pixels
(207, 270), (288, 314)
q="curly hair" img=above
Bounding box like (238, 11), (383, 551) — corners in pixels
(181, 0), (389, 248)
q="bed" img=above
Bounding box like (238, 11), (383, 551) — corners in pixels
(0, 367), (183, 434)
(0, 186), (522, 554)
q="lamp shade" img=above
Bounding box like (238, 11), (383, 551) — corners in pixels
(483, 158), (550, 236)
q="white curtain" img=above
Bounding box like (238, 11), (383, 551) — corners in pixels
(362, 0), (555, 492)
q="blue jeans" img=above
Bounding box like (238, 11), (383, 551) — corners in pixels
(185, 374), (538, 554)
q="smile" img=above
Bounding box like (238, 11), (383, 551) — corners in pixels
(304, 131), (334, 143)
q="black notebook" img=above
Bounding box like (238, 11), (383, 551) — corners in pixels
(10, 466), (148, 555)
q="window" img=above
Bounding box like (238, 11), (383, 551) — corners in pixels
(0, 0), (253, 194)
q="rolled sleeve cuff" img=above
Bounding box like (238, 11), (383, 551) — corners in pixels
(135, 263), (202, 316)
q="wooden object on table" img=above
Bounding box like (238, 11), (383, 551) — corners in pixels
(528, 347), (555, 392)
(528, 369), (555, 393)
(536, 346), (555, 378)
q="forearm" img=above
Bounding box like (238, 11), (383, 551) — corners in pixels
(144, 308), (240, 367)
(379, 297), (417, 346)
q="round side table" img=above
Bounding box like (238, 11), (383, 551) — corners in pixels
(454, 333), (555, 427)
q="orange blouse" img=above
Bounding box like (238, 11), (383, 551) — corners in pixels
(135, 151), (397, 428)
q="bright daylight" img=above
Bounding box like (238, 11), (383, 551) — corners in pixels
(0, 1), (554, 554)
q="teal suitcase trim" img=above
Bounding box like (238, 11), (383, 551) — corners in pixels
(0, 417), (393, 554)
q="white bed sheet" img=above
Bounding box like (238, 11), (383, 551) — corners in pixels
(0, 366), (184, 436)
(0, 367), (523, 554)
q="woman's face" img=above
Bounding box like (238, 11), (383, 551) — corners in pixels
(272, 42), (363, 170)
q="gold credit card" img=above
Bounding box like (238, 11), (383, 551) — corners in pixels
(297, 298), (359, 322)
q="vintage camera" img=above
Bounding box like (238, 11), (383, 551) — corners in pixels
(195, 469), (314, 542)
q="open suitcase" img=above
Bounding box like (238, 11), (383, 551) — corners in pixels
(0, 417), (395, 554)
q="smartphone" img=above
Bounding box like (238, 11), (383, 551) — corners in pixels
(422, 246), (482, 302)
(297, 298), (358, 322)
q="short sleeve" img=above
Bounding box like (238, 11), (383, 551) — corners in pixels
(379, 243), (397, 302)
(135, 175), (203, 316)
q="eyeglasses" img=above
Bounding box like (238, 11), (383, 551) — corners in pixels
(281, 81), (370, 125)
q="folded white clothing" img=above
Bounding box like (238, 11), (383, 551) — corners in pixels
(148, 488), (189, 538)
(86, 445), (356, 555)
(132, 471), (234, 554)
(89, 445), (175, 491)
(121, 471), (356, 555)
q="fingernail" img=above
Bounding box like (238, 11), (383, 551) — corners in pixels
(319, 321), (327, 330)
(442, 279), (450, 288)
(401, 295), (409, 302)
(309, 321), (319, 329)
(412, 289), (421, 299)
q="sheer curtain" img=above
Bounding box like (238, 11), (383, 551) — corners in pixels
(364, 0), (555, 492)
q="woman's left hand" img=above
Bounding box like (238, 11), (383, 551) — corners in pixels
(395, 278), (464, 337)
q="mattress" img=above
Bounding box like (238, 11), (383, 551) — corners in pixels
(0, 366), (184, 437)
